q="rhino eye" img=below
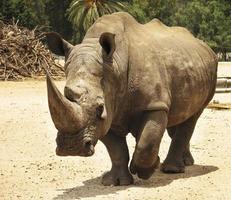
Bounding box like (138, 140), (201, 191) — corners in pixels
(96, 105), (104, 119)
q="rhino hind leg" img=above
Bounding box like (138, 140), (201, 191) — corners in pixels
(167, 128), (195, 166)
(100, 130), (134, 186)
(161, 110), (202, 173)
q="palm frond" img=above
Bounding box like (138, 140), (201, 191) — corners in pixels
(68, 0), (125, 40)
(107, 1), (125, 11)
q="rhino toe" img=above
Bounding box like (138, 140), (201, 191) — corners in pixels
(101, 168), (134, 186)
(183, 151), (194, 166)
(130, 156), (160, 180)
(161, 159), (185, 173)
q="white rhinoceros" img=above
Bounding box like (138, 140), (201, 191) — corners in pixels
(45, 12), (217, 186)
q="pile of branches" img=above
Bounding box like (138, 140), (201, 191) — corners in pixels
(0, 20), (65, 80)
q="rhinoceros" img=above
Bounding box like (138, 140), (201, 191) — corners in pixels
(45, 12), (217, 186)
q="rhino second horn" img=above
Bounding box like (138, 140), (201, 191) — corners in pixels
(46, 74), (83, 133)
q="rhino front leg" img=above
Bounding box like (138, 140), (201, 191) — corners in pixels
(100, 130), (134, 186)
(130, 111), (167, 179)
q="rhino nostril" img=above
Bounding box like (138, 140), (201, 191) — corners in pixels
(84, 139), (95, 153)
(84, 140), (92, 149)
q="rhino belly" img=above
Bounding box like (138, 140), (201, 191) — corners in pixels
(167, 79), (214, 127)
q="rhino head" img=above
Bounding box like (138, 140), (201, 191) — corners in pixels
(45, 32), (117, 157)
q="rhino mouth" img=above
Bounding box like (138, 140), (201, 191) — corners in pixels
(56, 145), (95, 157)
(55, 131), (97, 157)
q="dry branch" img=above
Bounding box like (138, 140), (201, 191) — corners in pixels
(0, 20), (65, 80)
(207, 103), (231, 110)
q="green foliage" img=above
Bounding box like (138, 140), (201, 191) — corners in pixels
(0, 0), (73, 40)
(45, 0), (73, 41)
(125, 0), (178, 25)
(172, 0), (231, 59)
(0, 0), (46, 28)
(125, 0), (231, 60)
(68, 0), (125, 42)
(125, 0), (149, 23)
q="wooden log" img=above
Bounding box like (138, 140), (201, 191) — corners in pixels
(216, 79), (231, 88)
(207, 103), (231, 110)
(215, 88), (231, 93)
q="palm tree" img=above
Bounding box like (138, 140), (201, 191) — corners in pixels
(68, 0), (125, 40)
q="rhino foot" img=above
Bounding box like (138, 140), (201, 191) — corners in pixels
(183, 150), (194, 166)
(101, 167), (134, 186)
(130, 156), (160, 180)
(161, 159), (185, 173)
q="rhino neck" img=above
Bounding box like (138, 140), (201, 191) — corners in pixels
(103, 39), (129, 118)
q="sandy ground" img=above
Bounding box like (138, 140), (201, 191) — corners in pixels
(0, 64), (231, 200)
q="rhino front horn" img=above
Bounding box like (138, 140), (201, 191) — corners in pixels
(46, 74), (83, 133)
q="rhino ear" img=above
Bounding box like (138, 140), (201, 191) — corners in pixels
(99, 32), (116, 59)
(45, 32), (73, 57)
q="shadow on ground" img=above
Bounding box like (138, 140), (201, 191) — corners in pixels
(53, 164), (218, 200)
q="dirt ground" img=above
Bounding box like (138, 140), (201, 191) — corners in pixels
(0, 64), (231, 200)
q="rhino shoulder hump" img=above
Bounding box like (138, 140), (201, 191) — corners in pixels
(170, 26), (194, 37)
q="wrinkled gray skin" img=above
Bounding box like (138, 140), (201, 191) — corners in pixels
(45, 12), (217, 186)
